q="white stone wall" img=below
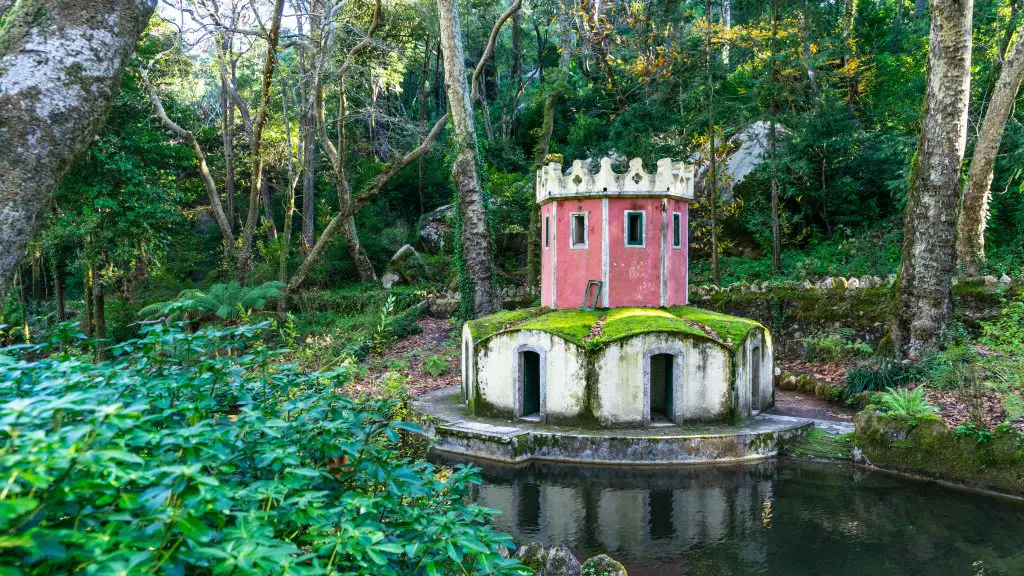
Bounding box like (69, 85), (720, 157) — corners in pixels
(466, 324), (773, 425)
(593, 333), (733, 426)
(474, 330), (587, 420)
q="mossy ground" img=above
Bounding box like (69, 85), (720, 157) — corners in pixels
(854, 411), (1024, 495)
(787, 428), (853, 460)
(467, 305), (764, 351)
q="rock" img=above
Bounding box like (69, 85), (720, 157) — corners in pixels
(382, 244), (427, 288)
(544, 544), (582, 576)
(834, 277), (849, 290)
(381, 270), (402, 289)
(418, 204), (453, 254)
(801, 280), (815, 290)
(859, 275), (872, 288)
(516, 542), (547, 572)
(999, 274), (1012, 284)
(426, 294), (459, 317)
(581, 554), (627, 576)
(886, 274), (896, 285)
(873, 276), (884, 287)
(983, 275), (998, 286)
(847, 277), (860, 290)
(818, 277), (834, 290)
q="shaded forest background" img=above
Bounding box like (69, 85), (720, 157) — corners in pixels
(4, 0), (1024, 345)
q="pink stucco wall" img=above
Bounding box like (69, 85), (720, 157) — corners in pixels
(540, 196), (689, 309)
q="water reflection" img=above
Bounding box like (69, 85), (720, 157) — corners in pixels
(436, 456), (1024, 576)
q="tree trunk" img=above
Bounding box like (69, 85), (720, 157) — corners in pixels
(0, 0), (157, 288)
(438, 0), (496, 317)
(93, 263), (106, 356)
(278, 70), (298, 318)
(956, 20), (1024, 274)
(235, 0), (286, 283)
(54, 256), (65, 321)
(31, 248), (42, 300)
(771, 0), (781, 272)
(221, 54), (237, 228)
(706, 0), (720, 286)
(721, 0), (731, 67)
(82, 261), (94, 338)
(893, 0), (973, 360)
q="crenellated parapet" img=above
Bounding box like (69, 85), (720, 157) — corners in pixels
(536, 157), (695, 204)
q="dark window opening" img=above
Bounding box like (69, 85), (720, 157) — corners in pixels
(522, 351), (541, 417)
(650, 353), (673, 421)
(626, 211), (644, 246)
(673, 213), (682, 248)
(571, 213), (587, 247)
(751, 346), (761, 413)
(544, 216), (550, 248)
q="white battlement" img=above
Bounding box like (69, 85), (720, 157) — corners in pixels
(536, 157), (695, 204)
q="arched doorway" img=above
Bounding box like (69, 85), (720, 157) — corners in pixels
(650, 353), (674, 421)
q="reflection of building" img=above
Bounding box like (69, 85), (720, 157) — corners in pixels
(471, 460), (774, 568)
(462, 158), (774, 428)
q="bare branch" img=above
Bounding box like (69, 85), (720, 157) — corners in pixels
(471, 0), (523, 101)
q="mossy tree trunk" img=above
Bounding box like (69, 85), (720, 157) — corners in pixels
(892, 0), (973, 360)
(438, 0), (497, 317)
(956, 19), (1024, 275)
(0, 0), (158, 288)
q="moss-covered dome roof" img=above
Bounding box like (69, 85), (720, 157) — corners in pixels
(466, 306), (763, 351)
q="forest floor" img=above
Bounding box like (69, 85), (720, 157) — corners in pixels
(349, 317), (460, 399)
(769, 389), (855, 422)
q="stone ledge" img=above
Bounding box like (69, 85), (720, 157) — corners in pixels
(414, 387), (814, 465)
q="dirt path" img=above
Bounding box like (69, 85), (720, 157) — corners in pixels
(350, 317), (461, 398)
(768, 389), (855, 422)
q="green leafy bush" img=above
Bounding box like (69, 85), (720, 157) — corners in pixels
(799, 328), (873, 362)
(138, 281), (283, 322)
(877, 386), (939, 418)
(423, 355), (448, 377)
(0, 323), (525, 575)
(844, 357), (922, 399)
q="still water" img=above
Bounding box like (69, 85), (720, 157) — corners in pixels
(445, 457), (1024, 575)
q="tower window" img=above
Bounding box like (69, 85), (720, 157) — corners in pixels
(625, 211), (645, 247)
(672, 212), (682, 248)
(544, 216), (550, 249)
(570, 212), (588, 248)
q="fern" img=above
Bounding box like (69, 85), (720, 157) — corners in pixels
(878, 386), (938, 418)
(139, 281), (284, 322)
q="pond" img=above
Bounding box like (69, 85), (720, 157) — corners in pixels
(439, 456), (1024, 575)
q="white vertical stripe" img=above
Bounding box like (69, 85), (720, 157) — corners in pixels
(601, 198), (609, 308)
(660, 200), (668, 307)
(551, 202), (557, 308)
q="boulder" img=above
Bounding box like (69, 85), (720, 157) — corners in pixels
(419, 204), (453, 254)
(834, 277), (849, 290)
(544, 544), (582, 576)
(847, 277), (860, 290)
(999, 274), (1012, 284)
(983, 275), (998, 286)
(580, 555), (627, 576)
(382, 244), (427, 288)
(516, 542), (547, 572)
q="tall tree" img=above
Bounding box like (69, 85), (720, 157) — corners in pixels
(0, 0), (157, 289)
(956, 19), (1024, 274)
(892, 0), (973, 360)
(706, 0), (721, 286)
(436, 0), (515, 316)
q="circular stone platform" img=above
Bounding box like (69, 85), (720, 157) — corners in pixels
(413, 386), (815, 465)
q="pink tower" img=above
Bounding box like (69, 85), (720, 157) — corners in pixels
(536, 157), (695, 309)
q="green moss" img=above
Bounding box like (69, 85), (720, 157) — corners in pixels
(787, 428), (854, 460)
(517, 308), (603, 345)
(667, 306), (764, 346)
(854, 411), (1024, 495)
(465, 307), (552, 340)
(469, 305), (764, 352)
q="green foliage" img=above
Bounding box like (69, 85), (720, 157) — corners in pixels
(422, 354), (448, 377)
(138, 281), (284, 322)
(877, 386), (939, 418)
(370, 293), (398, 353)
(844, 357), (922, 399)
(0, 323), (526, 575)
(799, 328), (873, 362)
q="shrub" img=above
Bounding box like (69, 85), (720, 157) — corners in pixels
(138, 281), (283, 322)
(877, 386), (939, 418)
(0, 323), (525, 575)
(844, 357), (922, 399)
(799, 328), (873, 362)
(423, 355), (448, 377)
